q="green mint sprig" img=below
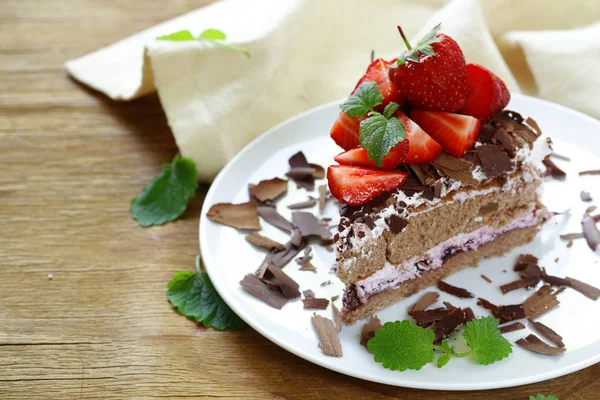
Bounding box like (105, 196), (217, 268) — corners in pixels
(167, 256), (247, 331)
(530, 395), (559, 400)
(339, 82), (406, 167)
(130, 156), (198, 227)
(396, 23), (443, 66)
(367, 316), (512, 371)
(157, 28), (250, 57)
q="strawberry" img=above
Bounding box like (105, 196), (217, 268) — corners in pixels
(461, 63), (510, 122)
(409, 110), (481, 157)
(327, 165), (408, 206)
(395, 110), (442, 164)
(391, 24), (468, 112)
(330, 58), (400, 150)
(334, 139), (409, 170)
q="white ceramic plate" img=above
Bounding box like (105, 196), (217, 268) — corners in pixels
(200, 94), (600, 390)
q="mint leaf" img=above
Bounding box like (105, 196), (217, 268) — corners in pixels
(167, 267), (246, 331)
(359, 113), (406, 167)
(463, 316), (512, 365)
(436, 339), (452, 368)
(199, 28), (226, 40)
(530, 395), (559, 400)
(383, 102), (400, 119)
(367, 320), (435, 371)
(130, 156), (198, 227)
(157, 30), (195, 41)
(340, 82), (383, 118)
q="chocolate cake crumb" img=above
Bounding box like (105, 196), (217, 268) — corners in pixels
(529, 319), (565, 348)
(240, 274), (288, 309)
(311, 314), (342, 357)
(249, 177), (288, 202)
(258, 206), (293, 232)
(408, 292), (440, 314)
(516, 334), (566, 356)
(523, 285), (559, 320)
(566, 277), (600, 300)
(567, 240), (574, 248)
(288, 197), (317, 209)
(360, 315), (383, 347)
(481, 274), (492, 283)
(437, 281), (474, 299)
(342, 286), (360, 312)
(579, 170), (600, 176)
(302, 298), (329, 310)
(580, 191), (593, 202)
(581, 213), (600, 251)
(207, 200), (261, 230)
(245, 232), (286, 251)
(499, 322), (525, 334)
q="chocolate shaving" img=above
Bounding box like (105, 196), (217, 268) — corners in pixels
(400, 177), (428, 191)
(245, 232), (286, 251)
(581, 213), (600, 251)
(529, 319), (565, 348)
(481, 274), (492, 283)
(542, 156), (566, 179)
(299, 261), (316, 272)
(249, 178), (288, 202)
(270, 240), (305, 269)
(331, 295), (339, 301)
(515, 254), (538, 266)
(258, 206), (293, 232)
(360, 316), (383, 347)
(437, 281), (474, 299)
(290, 228), (303, 247)
(566, 277), (600, 300)
(332, 302), (342, 332)
(499, 322), (525, 334)
(411, 308), (450, 327)
(387, 214), (408, 234)
(409, 164), (437, 186)
(408, 292), (440, 314)
(320, 280), (332, 287)
(477, 298), (499, 313)
(579, 170), (600, 176)
(525, 117), (542, 136)
(287, 152), (315, 190)
(434, 180), (443, 198)
(550, 153), (570, 161)
(264, 263), (301, 299)
(302, 298), (329, 310)
(310, 163), (325, 179)
(311, 315), (342, 357)
(318, 185), (328, 211)
(560, 232), (584, 240)
(240, 274), (288, 309)
(303, 289), (315, 298)
(207, 200), (261, 230)
(523, 285), (559, 320)
(541, 269), (570, 287)
(288, 197), (317, 209)
(496, 305), (526, 324)
(476, 144), (513, 178)
(292, 212), (331, 240)
(500, 276), (540, 294)
(432, 152), (480, 187)
(434, 307), (470, 343)
(580, 191), (593, 202)
(516, 334), (566, 356)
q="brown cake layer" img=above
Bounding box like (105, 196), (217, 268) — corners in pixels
(341, 224), (539, 324)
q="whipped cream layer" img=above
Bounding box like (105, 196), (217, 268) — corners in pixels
(351, 207), (548, 306)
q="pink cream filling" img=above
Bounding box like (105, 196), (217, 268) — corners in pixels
(354, 208), (546, 304)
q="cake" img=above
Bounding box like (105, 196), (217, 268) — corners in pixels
(325, 24), (551, 324)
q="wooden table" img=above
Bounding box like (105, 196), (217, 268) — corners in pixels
(0, 0), (597, 398)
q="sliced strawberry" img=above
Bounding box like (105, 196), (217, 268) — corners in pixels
(334, 139), (409, 170)
(354, 58), (400, 108)
(330, 112), (362, 150)
(461, 63), (510, 122)
(395, 110), (442, 164)
(327, 165), (408, 206)
(409, 110), (481, 157)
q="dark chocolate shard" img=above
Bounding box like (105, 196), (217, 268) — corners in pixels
(408, 292), (440, 314)
(566, 277), (600, 300)
(476, 144), (513, 178)
(387, 214), (409, 234)
(207, 200), (261, 230)
(580, 191), (593, 202)
(542, 156), (566, 179)
(258, 206), (293, 232)
(579, 169), (600, 176)
(309, 163), (325, 179)
(320, 280), (332, 287)
(541, 268), (570, 287)
(496, 304), (526, 324)
(581, 213), (600, 251)
(516, 334), (566, 356)
(360, 316), (383, 347)
(292, 211), (331, 240)
(411, 308), (450, 327)
(287, 152), (315, 191)
(299, 261), (316, 272)
(434, 180), (443, 198)
(332, 302), (342, 332)
(249, 177), (288, 202)
(303, 289), (315, 298)
(529, 319), (565, 348)
(515, 254), (538, 267)
(523, 285), (559, 320)
(434, 307), (470, 343)
(245, 232), (286, 251)
(481, 274), (492, 283)
(318, 185), (328, 211)
(302, 298), (329, 310)
(311, 315), (342, 357)
(265, 263), (300, 299)
(477, 298), (499, 313)
(499, 322), (526, 334)
(437, 281), (474, 299)
(240, 274), (288, 309)
(500, 276), (540, 294)
(409, 164), (437, 186)
(270, 240), (305, 269)
(288, 197), (317, 210)
(432, 152), (480, 187)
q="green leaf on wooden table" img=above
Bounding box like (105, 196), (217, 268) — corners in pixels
(130, 156), (198, 227)
(529, 395), (559, 400)
(167, 261), (246, 331)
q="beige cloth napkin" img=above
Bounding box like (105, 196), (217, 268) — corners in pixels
(66, 0), (600, 182)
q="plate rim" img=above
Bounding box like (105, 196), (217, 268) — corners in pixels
(199, 94), (600, 390)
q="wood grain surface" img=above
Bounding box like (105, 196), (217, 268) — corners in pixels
(0, 0), (597, 398)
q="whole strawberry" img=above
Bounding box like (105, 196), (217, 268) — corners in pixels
(391, 24), (468, 112)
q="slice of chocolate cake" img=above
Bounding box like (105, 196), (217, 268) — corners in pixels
(335, 112), (551, 324)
